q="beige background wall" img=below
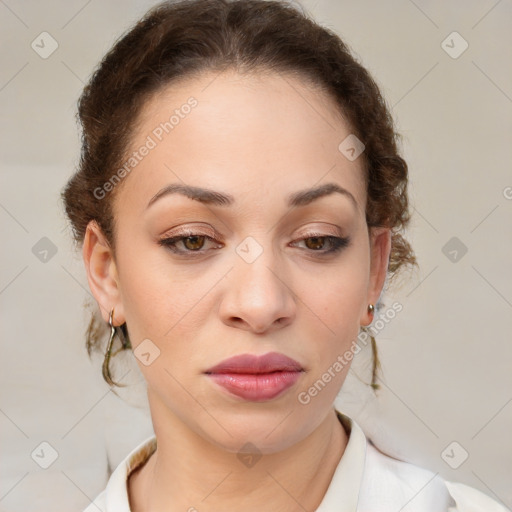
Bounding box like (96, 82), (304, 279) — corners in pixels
(1, 0), (511, 510)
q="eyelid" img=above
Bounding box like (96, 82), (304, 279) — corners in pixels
(161, 220), (347, 238)
(296, 225), (346, 239)
(162, 226), (345, 242)
(161, 225), (218, 239)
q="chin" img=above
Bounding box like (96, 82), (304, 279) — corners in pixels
(190, 403), (319, 454)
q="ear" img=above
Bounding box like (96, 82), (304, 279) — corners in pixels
(82, 220), (125, 325)
(361, 227), (391, 325)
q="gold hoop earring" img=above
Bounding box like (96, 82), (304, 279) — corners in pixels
(369, 333), (380, 391)
(102, 307), (129, 387)
(363, 304), (380, 391)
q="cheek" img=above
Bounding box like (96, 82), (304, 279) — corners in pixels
(114, 236), (190, 343)
(321, 246), (370, 326)
(307, 242), (371, 366)
(119, 270), (200, 346)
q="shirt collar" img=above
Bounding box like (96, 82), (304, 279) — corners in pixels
(315, 410), (367, 511)
(105, 434), (156, 512)
(104, 408), (366, 512)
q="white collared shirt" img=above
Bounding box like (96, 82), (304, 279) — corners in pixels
(84, 410), (510, 511)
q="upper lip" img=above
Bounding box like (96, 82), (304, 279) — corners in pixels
(204, 351), (303, 374)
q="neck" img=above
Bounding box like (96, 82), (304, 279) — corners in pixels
(129, 397), (348, 512)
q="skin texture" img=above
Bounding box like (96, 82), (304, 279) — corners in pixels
(83, 69), (391, 511)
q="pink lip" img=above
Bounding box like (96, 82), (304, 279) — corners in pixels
(204, 352), (304, 402)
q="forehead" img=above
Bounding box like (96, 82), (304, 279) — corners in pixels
(114, 69), (366, 215)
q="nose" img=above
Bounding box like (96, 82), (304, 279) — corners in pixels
(218, 244), (296, 335)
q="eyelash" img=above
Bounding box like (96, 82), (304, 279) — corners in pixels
(158, 231), (351, 257)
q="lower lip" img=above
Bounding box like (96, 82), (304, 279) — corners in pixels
(207, 371), (302, 401)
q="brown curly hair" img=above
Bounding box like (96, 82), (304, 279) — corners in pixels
(61, 0), (417, 386)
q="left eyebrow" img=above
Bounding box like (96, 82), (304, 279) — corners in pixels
(146, 182), (358, 210)
(288, 182), (358, 209)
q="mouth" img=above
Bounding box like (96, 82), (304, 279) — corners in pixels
(204, 352), (304, 402)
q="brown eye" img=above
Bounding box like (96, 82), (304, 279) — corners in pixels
(293, 234), (351, 255)
(182, 235), (206, 251)
(159, 233), (221, 255)
(303, 236), (327, 251)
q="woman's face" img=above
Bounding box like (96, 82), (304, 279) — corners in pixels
(85, 69), (390, 453)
